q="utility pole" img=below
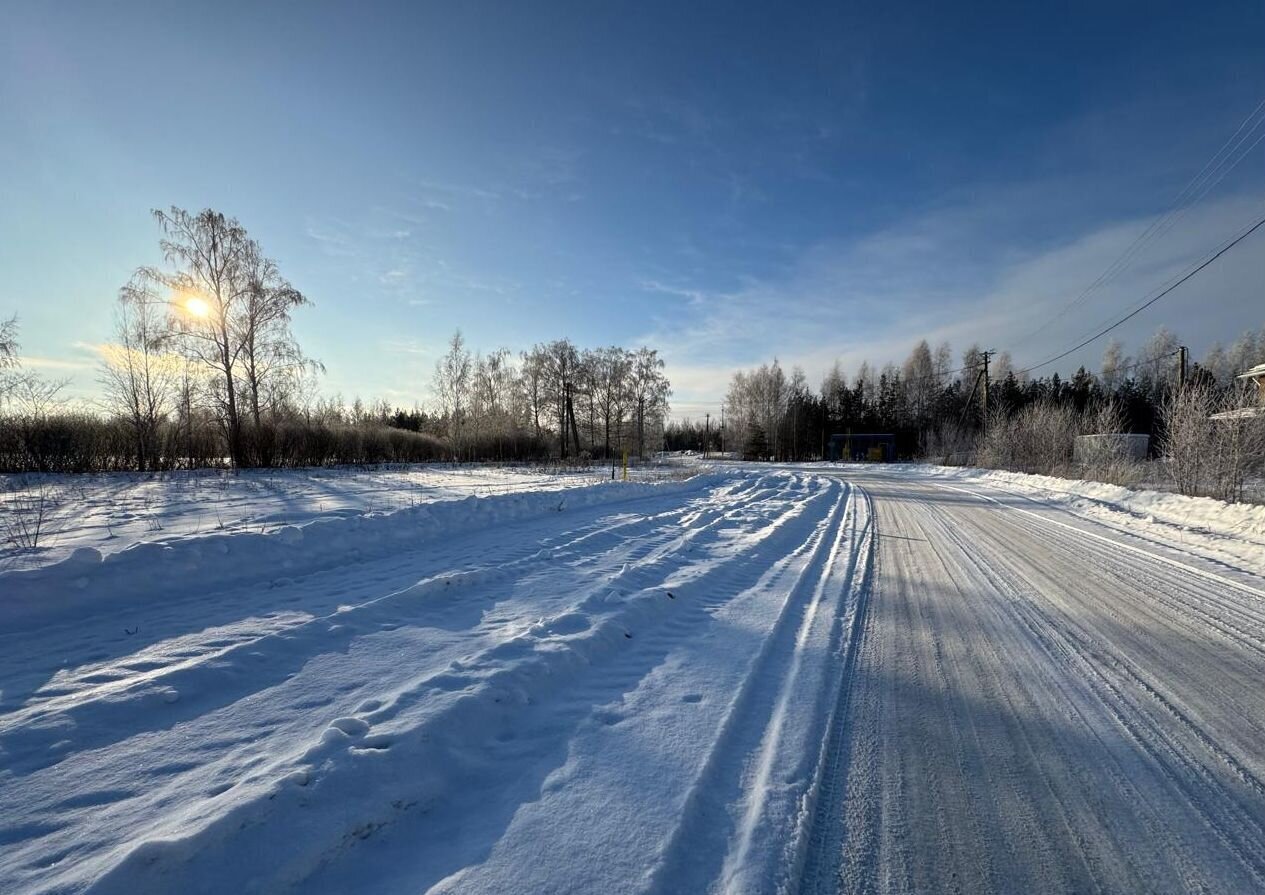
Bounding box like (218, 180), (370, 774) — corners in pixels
(980, 350), (995, 440)
(720, 408), (725, 455)
(637, 396), (645, 460)
(704, 412), (710, 459)
(561, 381), (569, 459)
(1178, 345), (1189, 389)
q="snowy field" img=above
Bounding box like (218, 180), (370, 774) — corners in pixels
(3, 463), (1265, 893)
(0, 463), (690, 573)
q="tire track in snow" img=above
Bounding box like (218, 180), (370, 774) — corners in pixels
(786, 486), (875, 895)
(820, 472), (1265, 894)
(75, 474), (844, 895)
(0, 475), (777, 767)
(963, 533), (1265, 889)
(2, 475), (801, 890)
(643, 480), (875, 895)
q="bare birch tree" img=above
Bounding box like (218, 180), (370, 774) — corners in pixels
(101, 281), (179, 470)
(0, 315), (30, 407)
(593, 347), (631, 458)
(628, 347), (670, 458)
(237, 250), (320, 462)
(521, 347), (548, 445)
(434, 329), (472, 455)
(131, 207), (312, 467)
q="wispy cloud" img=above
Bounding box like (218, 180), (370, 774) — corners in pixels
(638, 279), (721, 307)
(381, 338), (430, 356)
(645, 187), (1265, 408)
(21, 354), (96, 371)
(305, 218), (359, 259)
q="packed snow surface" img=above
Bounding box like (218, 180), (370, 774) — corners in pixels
(0, 463), (666, 573)
(2, 464), (1265, 893)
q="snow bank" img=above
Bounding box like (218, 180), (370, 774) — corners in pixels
(916, 465), (1265, 544)
(0, 473), (722, 632)
(0, 464), (663, 573)
(824, 461), (1265, 578)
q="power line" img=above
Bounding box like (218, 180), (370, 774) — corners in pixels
(1017, 213), (1265, 376)
(1011, 96), (1265, 349)
(855, 362), (979, 389)
(1065, 348), (1183, 382)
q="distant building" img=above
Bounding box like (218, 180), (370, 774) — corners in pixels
(1239, 362), (1265, 402)
(1210, 362), (1265, 421)
(828, 433), (896, 462)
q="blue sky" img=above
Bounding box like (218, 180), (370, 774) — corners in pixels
(3, 0), (1263, 417)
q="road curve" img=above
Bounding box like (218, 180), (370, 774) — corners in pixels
(804, 468), (1265, 894)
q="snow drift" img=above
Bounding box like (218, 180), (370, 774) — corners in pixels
(0, 473), (723, 632)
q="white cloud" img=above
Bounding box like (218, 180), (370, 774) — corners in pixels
(638, 279), (719, 307)
(648, 188), (1265, 409)
(21, 355), (96, 371)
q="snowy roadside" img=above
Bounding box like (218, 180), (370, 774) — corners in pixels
(0, 470), (722, 632)
(0, 469), (871, 895)
(0, 462), (695, 574)
(860, 462), (1265, 578)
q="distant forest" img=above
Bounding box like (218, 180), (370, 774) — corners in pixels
(2, 207), (1261, 492)
(665, 326), (1264, 472)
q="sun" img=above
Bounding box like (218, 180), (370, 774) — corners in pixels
(184, 295), (211, 319)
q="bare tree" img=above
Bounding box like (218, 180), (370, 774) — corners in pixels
(1226, 327), (1261, 380)
(960, 344), (983, 381)
(592, 346), (631, 458)
(521, 347), (548, 445)
(1161, 383), (1216, 497)
(133, 207), (311, 467)
(173, 355), (208, 469)
(992, 350), (1015, 383)
(724, 370), (753, 456)
(933, 341), (953, 382)
(541, 339), (582, 458)
(470, 347), (518, 459)
(1161, 379), (1265, 503)
(979, 400), (1078, 475)
(1200, 341), (1229, 386)
(101, 282), (179, 470)
(902, 340), (935, 423)
(1210, 405), (1264, 503)
(759, 359), (788, 459)
(725, 361), (785, 460)
(0, 315), (16, 365)
(1100, 339), (1128, 392)
(238, 250), (320, 456)
(1142, 326), (1180, 386)
(433, 329), (472, 455)
(628, 347), (670, 458)
(856, 359), (876, 405)
(0, 315), (36, 407)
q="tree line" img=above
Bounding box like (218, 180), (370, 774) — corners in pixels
(0, 207), (671, 473)
(429, 331), (670, 464)
(665, 325), (1264, 501)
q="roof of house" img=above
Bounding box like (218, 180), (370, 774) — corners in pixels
(1210, 407), (1261, 420)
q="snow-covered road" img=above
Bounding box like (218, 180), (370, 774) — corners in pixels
(806, 469), (1265, 894)
(2, 466), (1264, 894)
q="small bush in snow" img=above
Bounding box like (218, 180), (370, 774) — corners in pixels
(1161, 384), (1265, 503)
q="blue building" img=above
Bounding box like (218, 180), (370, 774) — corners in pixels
(828, 433), (896, 462)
